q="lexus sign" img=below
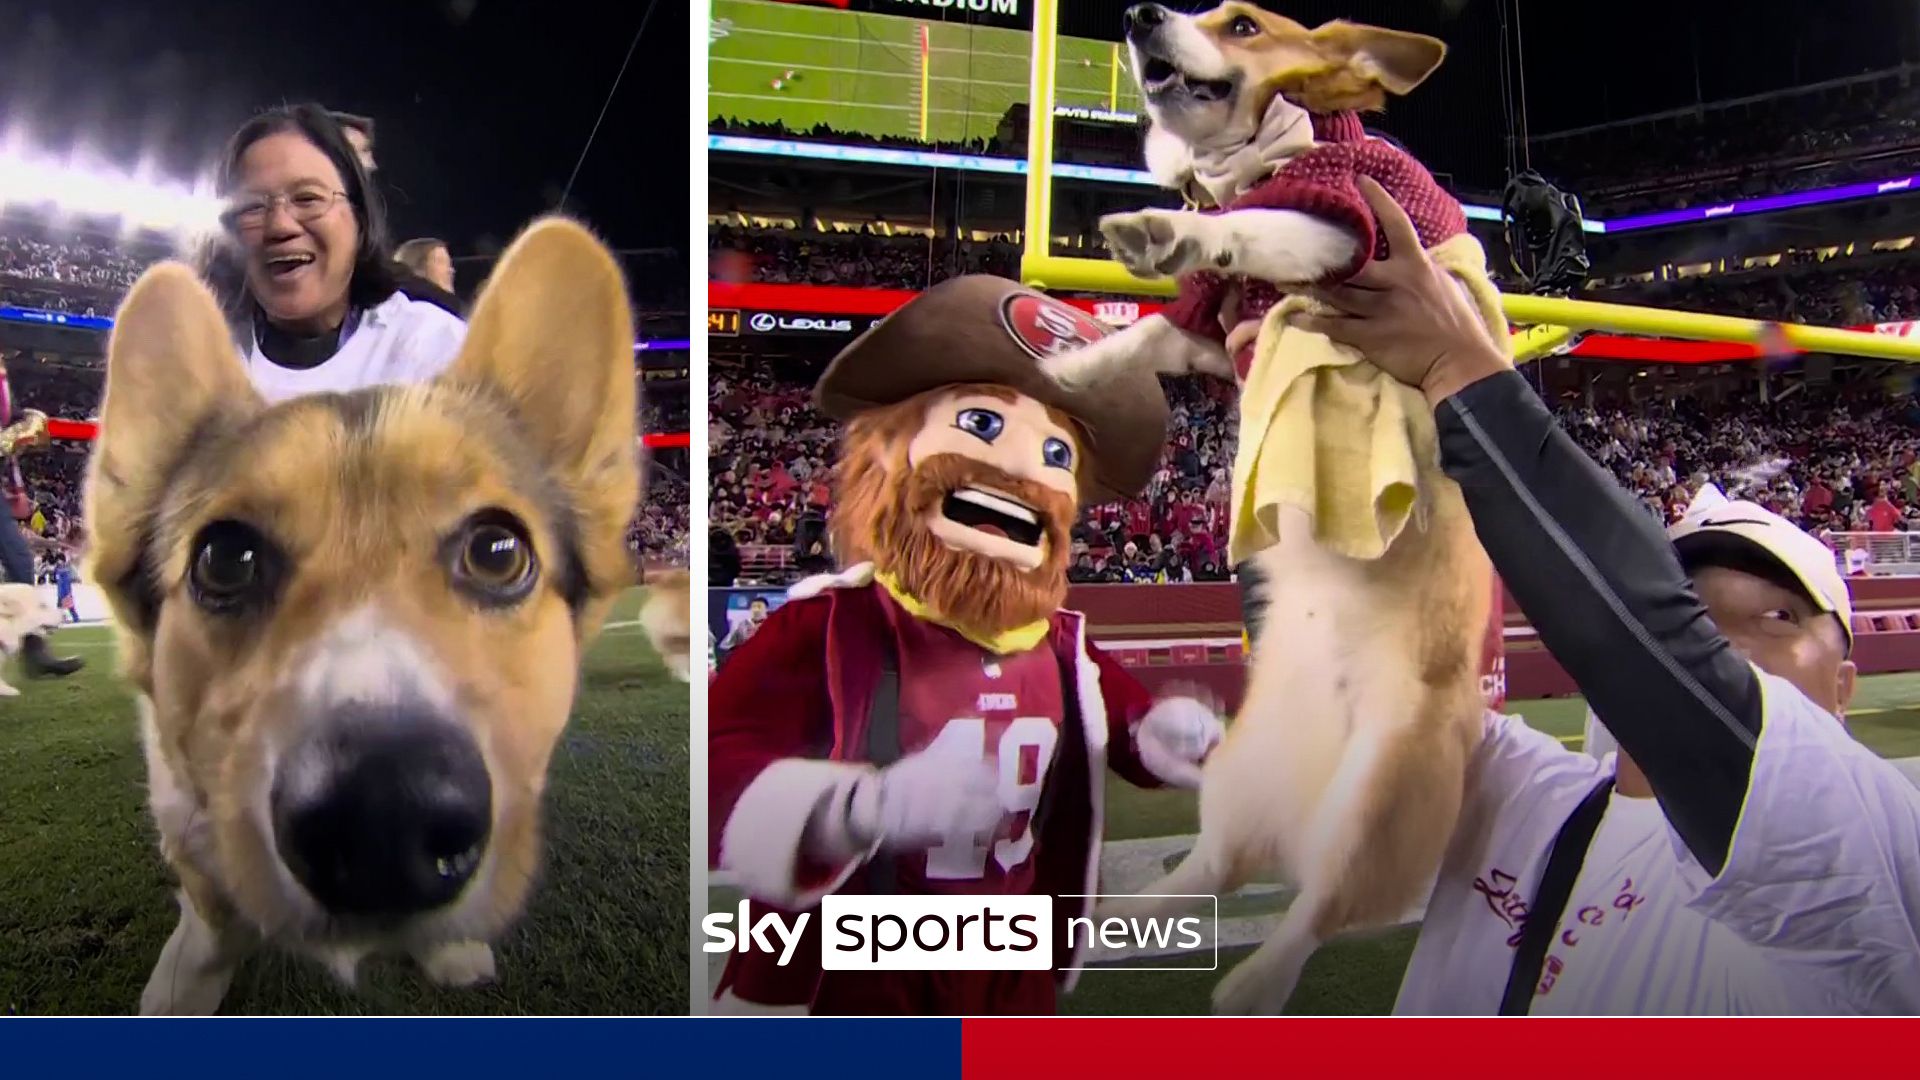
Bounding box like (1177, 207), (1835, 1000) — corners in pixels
(742, 310), (879, 336)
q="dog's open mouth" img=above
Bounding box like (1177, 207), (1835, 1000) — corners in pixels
(942, 485), (1044, 547)
(1140, 54), (1234, 102)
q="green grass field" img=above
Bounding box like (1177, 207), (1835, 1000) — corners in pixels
(1058, 675), (1920, 1015)
(710, 0), (1141, 145)
(0, 588), (689, 1016)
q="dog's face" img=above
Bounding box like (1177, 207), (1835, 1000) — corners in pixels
(0, 582), (61, 643)
(85, 220), (638, 947)
(1124, 3), (1444, 171)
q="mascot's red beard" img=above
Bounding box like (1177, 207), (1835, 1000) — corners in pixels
(866, 453), (1077, 637)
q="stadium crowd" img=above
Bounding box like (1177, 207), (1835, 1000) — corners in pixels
(1536, 76), (1920, 215)
(712, 357), (1920, 586)
(1561, 389), (1920, 537)
(711, 225), (1019, 289)
(1600, 259), (1920, 328)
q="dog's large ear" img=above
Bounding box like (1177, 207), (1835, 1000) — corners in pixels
(444, 218), (640, 620)
(1277, 22), (1446, 111)
(1312, 22), (1445, 96)
(86, 265), (262, 633)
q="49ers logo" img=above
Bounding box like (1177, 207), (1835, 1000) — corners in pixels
(1000, 293), (1108, 360)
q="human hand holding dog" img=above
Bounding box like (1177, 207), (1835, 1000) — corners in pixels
(1294, 176), (1509, 408)
(1136, 688), (1226, 789)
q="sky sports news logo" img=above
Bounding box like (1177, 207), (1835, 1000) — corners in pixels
(702, 895), (1218, 972)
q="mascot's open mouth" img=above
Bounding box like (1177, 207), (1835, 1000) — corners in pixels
(943, 485), (1044, 547)
(1140, 53), (1234, 102)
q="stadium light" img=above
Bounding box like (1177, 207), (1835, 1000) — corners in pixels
(0, 152), (222, 235)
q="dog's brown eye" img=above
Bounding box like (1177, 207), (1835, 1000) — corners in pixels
(450, 512), (538, 607)
(1230, 14), (1258, 35)
(189, 521), (279, 615)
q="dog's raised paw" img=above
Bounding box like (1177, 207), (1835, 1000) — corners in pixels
(418, 940), (497, 988)
(1099, 210), (1206, 279)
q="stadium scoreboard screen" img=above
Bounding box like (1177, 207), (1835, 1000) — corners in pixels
(709, 309), (742, 336)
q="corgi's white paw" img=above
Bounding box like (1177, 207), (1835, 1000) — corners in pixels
(0, 681), (20, 697)
(1211, 953), (1302, 1016)
(1100, 209), (1216, 279)
(317, 945), (368, 988)
(139, 968), (232, 1016)
(419, 940), (496, 988)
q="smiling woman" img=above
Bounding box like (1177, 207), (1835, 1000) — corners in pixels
(196, 104), (468, 404)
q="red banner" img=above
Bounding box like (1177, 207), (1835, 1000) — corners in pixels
(963, 1018), (1920, 1075)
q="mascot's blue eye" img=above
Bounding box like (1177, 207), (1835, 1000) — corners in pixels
(955, 408), (1004, 442)
(1043, 437), (1074, 469)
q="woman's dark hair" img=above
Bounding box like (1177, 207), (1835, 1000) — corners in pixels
(197, 103), (401, 327)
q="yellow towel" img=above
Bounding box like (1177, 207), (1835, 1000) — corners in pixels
(1229, 233), (1512, 565)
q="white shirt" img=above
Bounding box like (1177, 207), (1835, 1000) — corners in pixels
(243, 291), (466, 403)
(1397, 674), (1920, 1015)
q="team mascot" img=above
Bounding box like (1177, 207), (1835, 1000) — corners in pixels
(708, 276), (1227, 1015)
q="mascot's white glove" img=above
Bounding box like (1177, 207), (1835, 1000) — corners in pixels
(1135, 690), (1225, 789)
(815, 748), (1003, 858)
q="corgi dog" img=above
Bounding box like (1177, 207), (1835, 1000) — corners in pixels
(84, 219), (640, 1015)
(639, 570), (692, 682)
(1070, 4), (1494, 1014)
(0, 581), (66, 696)
(1046, 1), (1451, 386)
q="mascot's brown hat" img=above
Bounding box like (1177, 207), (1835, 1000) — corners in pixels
(814, 275), (1170, 504)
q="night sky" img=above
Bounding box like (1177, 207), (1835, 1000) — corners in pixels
(0, 0), (689, 285)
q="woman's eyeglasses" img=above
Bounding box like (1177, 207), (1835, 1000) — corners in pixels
(221, 188), (348, 232)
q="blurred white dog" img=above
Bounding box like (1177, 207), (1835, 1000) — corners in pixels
(0, 582), (64, 697)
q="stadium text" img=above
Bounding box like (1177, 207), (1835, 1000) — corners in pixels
(881, 0), (1021, 16)
(1054, 105), (1140, 125)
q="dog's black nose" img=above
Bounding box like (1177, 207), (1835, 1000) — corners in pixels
(1126, 4), (1166, 36)
(272, 711), (492, 919)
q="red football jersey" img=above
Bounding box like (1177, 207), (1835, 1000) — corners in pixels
(875, 588), (1065, 897)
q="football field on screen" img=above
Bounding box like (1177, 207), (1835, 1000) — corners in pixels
(0, 587), (688, 1016)
(710, 0), (1144, 146)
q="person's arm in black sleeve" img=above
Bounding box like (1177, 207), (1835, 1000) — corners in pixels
(1294, 178), (1762, 875)
(1433, 369), (1759, 873)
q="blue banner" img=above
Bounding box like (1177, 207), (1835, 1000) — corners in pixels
(0, 1018), (963, 1077)
(0, 305), (113, 332)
